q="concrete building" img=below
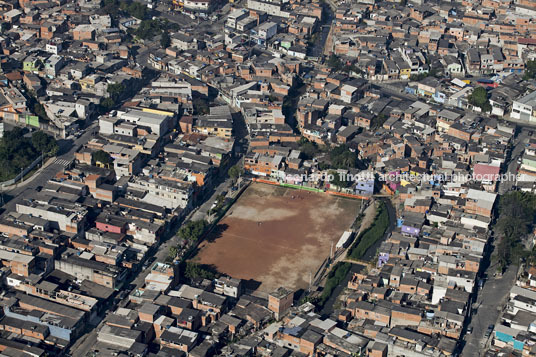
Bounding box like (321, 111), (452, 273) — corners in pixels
(511, 91), (536, 123)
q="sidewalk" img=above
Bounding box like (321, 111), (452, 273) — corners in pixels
(1, 157), (56, 190)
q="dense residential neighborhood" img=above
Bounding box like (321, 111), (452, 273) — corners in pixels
(0, 0), (534, 356)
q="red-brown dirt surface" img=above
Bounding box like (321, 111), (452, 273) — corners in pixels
(193, 183), (361, 293)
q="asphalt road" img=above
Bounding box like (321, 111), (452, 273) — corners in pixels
(1, 122), (98, 215)
(462, 265), (517, 357)
(498, 129), (529, 195)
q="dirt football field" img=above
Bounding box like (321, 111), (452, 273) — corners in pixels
(193, 183), (361, 293)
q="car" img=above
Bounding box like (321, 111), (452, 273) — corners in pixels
(467, 326), (473, 334)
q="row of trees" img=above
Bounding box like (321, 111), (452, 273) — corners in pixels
(347, 201), (389, 260)
(319, 262), (351, 306)
(184, 261), (219, 280)
(177, 220), (208, 244)
(0, 128), (58, 181)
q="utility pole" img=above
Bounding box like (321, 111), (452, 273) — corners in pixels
(330, 241), (334, 260)
(308, 271), (312, 293)
(20, 167), (23, 183)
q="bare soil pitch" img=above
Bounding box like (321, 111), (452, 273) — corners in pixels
(193, 183), (361, 293)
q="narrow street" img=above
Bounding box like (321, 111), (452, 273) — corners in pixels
(462, 265), (517, 356)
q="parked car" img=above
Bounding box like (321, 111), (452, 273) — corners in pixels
(485, 325), (494, 338)
(467, 326), (473, 334)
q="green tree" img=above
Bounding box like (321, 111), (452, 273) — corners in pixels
(160, 31), (171, 48)
(33, 102), (49, 122)
(299, 138), (320, 160)
(120, 0), (147, 19)
(31, 131), (58, 156)
(347, 202), (389, 260)
(523, 60), (536, 80)
(326, 54), (343, 71)
(329, 170), (351, 188)
(469, 86), (491, 112)
(192, 97), (209, 115)
(101, 0), (121, 16)
(371, 113), (387, 130)
(494, 192), (536, 270)
(320, 262), (351, 306)
(184, 261), (219, 280)
(169, 246), (179, 260)
(177, 220), (208, 243)
(100, 97), (115, 110)
(93, 150), (112, 166)
(329, 145), (358, 169)
(0, 127), (40, 181)
(107, 83), (125, 102)
(228, 164), (243, 180)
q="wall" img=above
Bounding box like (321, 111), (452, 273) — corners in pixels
(0, 154), (43, 186)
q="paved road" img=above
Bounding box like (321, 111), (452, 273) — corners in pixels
(498, 130), (529, 195)
(308, 2), (334, 59)
(462, 265), (517, 356)
(1, 122), (98, 214)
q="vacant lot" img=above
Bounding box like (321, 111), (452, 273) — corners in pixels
(193, 183), (361, 293)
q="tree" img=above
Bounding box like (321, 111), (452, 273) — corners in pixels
(33, 102), (49, 122)
(31, 131), (58, 156)
(299, 138), (320, 160)
(523, 60), (536, 80)
(160, 31), (170, 48)
(469, 86), (491, 112)
(326, 54), (343, 71)
(371, 113), (387, 130)
(329, 145), (358, 169)
(93, 150), (112, 166)
(329, 170), (351, 188)
(228, 164), (243, 180)
(169, 246), (179, 260)
(107, 83), (125, 102)
(494, 192), (536, 271)
(177, 220), (208, 243)
(184, 261), (218, 280)
(192, 97), (209, 115)
(0, 127), (40, 181)
(120, 0), (147, 20)
(100, 97), (115, 110)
